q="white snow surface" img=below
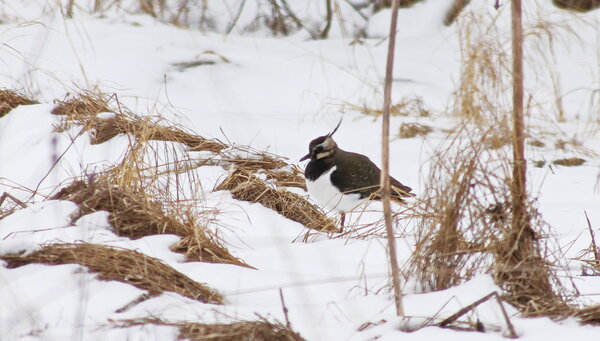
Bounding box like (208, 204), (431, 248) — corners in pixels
(1, 0), (600, 340)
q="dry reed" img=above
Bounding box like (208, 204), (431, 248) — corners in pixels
(215, 167), (337, 232)
(0, 243), (223, 304)
(51, 175), (251, 268)
(0, 89), (36, 117)
(51, 92), (316, 236)
(115, 317), (306, 341)
(408, 125), (570, 317)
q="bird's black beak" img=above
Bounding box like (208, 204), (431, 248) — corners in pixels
(300, 153), (311, 162)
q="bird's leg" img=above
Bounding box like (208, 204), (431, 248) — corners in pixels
(339, 212), (345, 233)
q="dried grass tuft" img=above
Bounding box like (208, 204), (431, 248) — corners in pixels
(574, 304), (600, 325)
(552, 157), (586, 167)
(348, 96), (430, 118)
(408, 126), (570, 317)
(49, 91), (324, 238)
(215, 167), (337, 232)
(553, 0), (600, 12)
(51, 175), (250, 268)
(52, 92), (111, 118)
(399, 122), (433, 138)
(0, 243), (223, 304)
(115, 317), (306, 341)
(0, 89), (37, 117)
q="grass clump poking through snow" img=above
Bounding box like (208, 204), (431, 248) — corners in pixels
(0, 89), (37, 117)
(115, 317), (306, 341)
(52, 92), (227, 150)
(409, 126), (570, 317)
(0, 243), (224, 304)
(215, 167), (337, 233)
(51, 173), (251, 268)
(51, 91), (329, 234)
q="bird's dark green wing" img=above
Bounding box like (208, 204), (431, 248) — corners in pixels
(331, 151), (381, 199)
(331, 150), (415, 200)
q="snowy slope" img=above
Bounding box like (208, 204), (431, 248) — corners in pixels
(1, 0), (600, 340)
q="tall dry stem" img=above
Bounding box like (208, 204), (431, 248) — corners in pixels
(381, 0), (404, 317)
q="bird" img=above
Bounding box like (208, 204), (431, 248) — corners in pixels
(300, 120), (415, 232)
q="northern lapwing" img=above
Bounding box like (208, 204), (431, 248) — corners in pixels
(300, 120), (415, 231)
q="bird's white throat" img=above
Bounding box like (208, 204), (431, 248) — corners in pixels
(305, 166), (364, 213)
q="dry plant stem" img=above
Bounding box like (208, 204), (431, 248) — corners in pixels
(495, 294), (518, 339)
(279, 288), (291, 328)
(439, 292), (495, 330)
(381, 0), (404, 317)
(0, 192), (27, 208)
(66, 0), (75, 18)
(438, 292), (516, 338)
(320, 0), (333, 39)
(511, 0), (526, 232)
(584, 211), (600, 266)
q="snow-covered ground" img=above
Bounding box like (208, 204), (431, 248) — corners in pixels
(1, 0), (600, 340)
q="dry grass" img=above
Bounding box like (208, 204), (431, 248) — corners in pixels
(197, 154), (306, 191)
(215, 167), (337, 232)
(53, 92), (226, 151)
(553, 0), (600, 12)
(399, 122), (433, 138)
(50, 92), (321, 237)
(52, 92), (111, 118)
(574, 304), (600, 325)
(0, 243), (223, 304)
(51, 174), (251, 268)
(408, 126), (570, 317)
(453, 12), (512, 132)
(0, 89), (36, 117)
(552, 157), (586, 166)
(347, 96), (430, 118)
(115, 317), (306, 341)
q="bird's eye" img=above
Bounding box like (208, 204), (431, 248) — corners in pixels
(315, 146), (323, 153)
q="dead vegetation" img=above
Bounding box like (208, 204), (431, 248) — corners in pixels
(408, 125), (572, 319)
(575, 304), (600, 325)
(399, 122), (433, 138)
(0, 89), (36, 117)
(553, 0), (600, 11)
(115, 317), (306, 341)
(0, 243), (223, 304)
(552, 157), (586, 166)
(348, 96), (430, 118)
(49, 92), (329, 238)
(51, 172), (250, 268)
(405, 5), (598, 323)
(215, 168), (337, 232)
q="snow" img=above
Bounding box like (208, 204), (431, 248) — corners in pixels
(1, 0), (600, 340)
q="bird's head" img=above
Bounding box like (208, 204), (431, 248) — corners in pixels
(300, 119), (342, 162)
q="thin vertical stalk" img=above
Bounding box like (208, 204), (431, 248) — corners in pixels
(381, 0), (404, 317)
(511, 0), (526, 232)
(67, 0), (75, 18)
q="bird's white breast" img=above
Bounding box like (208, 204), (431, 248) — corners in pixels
(305, 166), (364, 213)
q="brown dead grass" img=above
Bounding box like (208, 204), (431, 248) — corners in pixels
(574, 304), (600, 325)
(50, 92), (319, 234)
(553, 0), (600, 12)
(215, 167), (337, 232)
(52, 92), (111, 118)
(399, 122), (433, 138)
(349, 96), (430, 118)
(0, 89), (37, 117)
(552, 157), (586, 167)
(409, 126), (571, 317)
(51, 175), (251, 268)
(53, 93), (226, 151)
(0, 243), (223, 304)
(115, 317), (306, 341)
